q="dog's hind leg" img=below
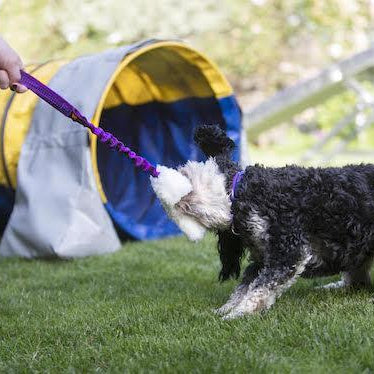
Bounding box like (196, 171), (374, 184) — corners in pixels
(345, 264), (372, 287)
(222, 249), (312, 319)
(215, 262), (262, 316)
(322, 258), (373, 289)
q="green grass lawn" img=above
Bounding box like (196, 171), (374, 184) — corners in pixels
(1, 233), (374, 373)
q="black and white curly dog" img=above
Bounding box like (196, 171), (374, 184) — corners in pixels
(151, 124), (374, 319)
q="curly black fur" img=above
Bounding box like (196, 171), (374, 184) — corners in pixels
(194, 124), (235, 158)
(231, 163), (374, 274)
(217, 230), (244, 282)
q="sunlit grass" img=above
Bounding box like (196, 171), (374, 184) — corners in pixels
(0, 234), (374, 372)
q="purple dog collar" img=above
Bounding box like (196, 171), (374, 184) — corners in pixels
(230, 170), (244, 202)
(19, 70), (159, 178)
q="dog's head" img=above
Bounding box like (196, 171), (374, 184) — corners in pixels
(150, 125), (237, 241)
(150, 158), (232, 241)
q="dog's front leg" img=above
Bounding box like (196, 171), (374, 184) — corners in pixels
(215, 262), (262, 315)
(222, 254), (311, 319)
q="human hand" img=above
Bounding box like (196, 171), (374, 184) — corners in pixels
(0, 37), (27, 93)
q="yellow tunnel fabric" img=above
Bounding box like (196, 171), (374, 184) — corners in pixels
(0, 60), (67, 187)
(102, 44), (233, 108)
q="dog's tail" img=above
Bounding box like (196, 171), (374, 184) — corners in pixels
(194, 124), (235, 158)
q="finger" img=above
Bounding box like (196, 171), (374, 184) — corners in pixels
(0, 70), (10, 89)
(11, 83), (28, 93)
(6, 62), (22, 85)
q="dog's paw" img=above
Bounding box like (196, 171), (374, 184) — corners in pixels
(221, 307), (257, 320)
(222, 311), (245, 320)
(213, 305), (234, 316)
(221, 296), (269, 319)
(215, 297), (246, 316)
(215, 284), (250, 316)
(317, 280), (346, 290)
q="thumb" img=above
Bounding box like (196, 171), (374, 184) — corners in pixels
(10, 83), (28, 93)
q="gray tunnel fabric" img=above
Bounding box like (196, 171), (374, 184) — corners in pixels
(0, 41), (152, 258)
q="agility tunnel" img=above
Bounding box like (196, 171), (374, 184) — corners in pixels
(0, 39), (242, 258)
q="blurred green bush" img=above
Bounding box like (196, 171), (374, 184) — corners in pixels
(1, 0), (373, 148)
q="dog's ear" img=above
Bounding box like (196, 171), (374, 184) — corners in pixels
(217, 230), (244, 282)
(172, 210), (207, 242)
(194, 125), (235, 158)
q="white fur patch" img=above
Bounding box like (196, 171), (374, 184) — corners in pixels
(247, 211), (268, 241)
(319, 280), (346, 289)
(150, 165), (192, 206)
(178, 158), (232, 230)
(172, 211), (207, 241)
(215, 284), (248, 315)
(150, 165), (207, 241)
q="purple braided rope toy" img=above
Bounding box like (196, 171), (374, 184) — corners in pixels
(19, 70), (159, 178)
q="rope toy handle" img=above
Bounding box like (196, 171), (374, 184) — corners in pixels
(19, 70), (159, 178)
